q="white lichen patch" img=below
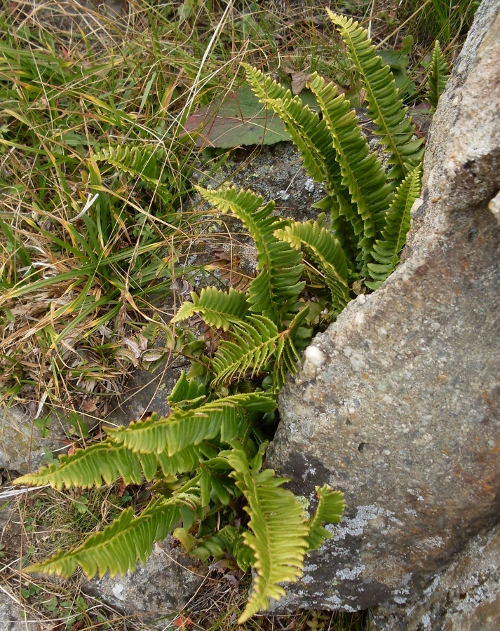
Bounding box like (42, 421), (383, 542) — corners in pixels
(335, 565), (365, 581)
(328, 505), (394, 540)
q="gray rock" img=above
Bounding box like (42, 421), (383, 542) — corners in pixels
(82, 536), (204, 626)
(106, 360), (184, 428)
(0, 406), (92, 475)
(372, 522), (500, 630)
(192, 142), (326, 222)
(266, 0), (500, 622)
(0, 585), (37, 631)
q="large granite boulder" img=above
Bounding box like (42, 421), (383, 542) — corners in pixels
(267, 0), (500, 626)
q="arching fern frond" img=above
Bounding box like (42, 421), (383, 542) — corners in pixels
(197, 186), (304, 324)
(171, 286), (249, 331)
(367, 163), (422, 288)
(327, 10), (424, 182)
(223, 443), (309, 623)
(108, 394), (276, 456)
(245, 64), (360, 240)
(305, 485), (346, 552)
(15, 442), (158, 491)
(428, 40), (450, 110)
(23, 497), (187, 579)
(244, 64), (336, 187)
(307, 72), (393, 245)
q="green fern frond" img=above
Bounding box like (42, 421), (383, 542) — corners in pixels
(24, 498), (184, 578)
(197, 186), (304, 324)
(428, 40), (450, 110)
(14, 442), (158, 491)
(244, 65), (359, 244)
(367, 163), (422, 286)
(108, 394), (276, 456)
(308, 73), (393, 243)
(312, 196), (359, 272)
(94, 144), (174, 202)
(224, 444), (310, 623)
(306, 485), (346, 552)
(171, 287), (250, 332)
(245, 65), (340, 187)
(275, 220), (351, 313)
(211, 310), (309, 391)
(200, 458), (236, 506)
(327, 10), (424, 182)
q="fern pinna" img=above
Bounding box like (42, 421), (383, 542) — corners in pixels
(15, 10), (432, 621)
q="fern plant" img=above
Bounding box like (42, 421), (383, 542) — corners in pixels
(427, 40), (450, 110)
(15, 11), (433, 622)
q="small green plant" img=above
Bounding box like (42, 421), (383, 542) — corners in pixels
(15, 11), (428, 623)
(427, 40), (450, 110)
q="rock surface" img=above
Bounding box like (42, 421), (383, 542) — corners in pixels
(267, 0), (500, 624)
(0, 585), (38, 631)
(0, 406), (93, 475)
(372, 522), (500, 630)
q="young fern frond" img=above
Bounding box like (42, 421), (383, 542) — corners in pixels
(199, 457), (237, 506)
(307, 73), (393, 245)
(428, 41), (450, 110)
(367, 163), (422, 287)
(275, 220), (351, 313)
(15, 442), (158, 491)
(197, 186), (304, 324)
(272, 306), (311, 390)
(312, 195), (359, 272)
(305, 485), (346, 552)
(23, 498), (187, 579)
(108, 393), (276, 456)
(171, 286), (249, 332)
(327, 10), (424, 182)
